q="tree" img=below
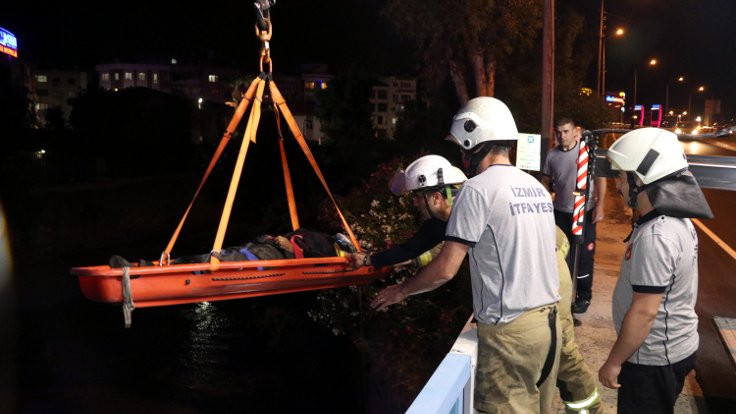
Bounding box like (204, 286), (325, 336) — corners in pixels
(383, 0), (543, 104)
(496, 5), (614, 132)
(0, 65), (37, 145)
(551, 6), (614, 128)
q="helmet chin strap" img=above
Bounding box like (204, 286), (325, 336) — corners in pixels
(461, 142), (492, 176)
(422, 191), (439, 220)
(626, 172), (648, 209)
(422, 186), (455, 220)
(444, 185), (454, 207)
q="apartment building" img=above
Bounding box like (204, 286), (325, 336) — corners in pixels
(370, 76), (416, 139)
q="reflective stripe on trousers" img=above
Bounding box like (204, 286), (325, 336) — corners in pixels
(564, 387), (600, 413)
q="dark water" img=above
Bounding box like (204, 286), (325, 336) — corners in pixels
(0, 170), (462, 414)
(11, 259), (365, 414)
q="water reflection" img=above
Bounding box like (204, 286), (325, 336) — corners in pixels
(179, 301), (233, 394)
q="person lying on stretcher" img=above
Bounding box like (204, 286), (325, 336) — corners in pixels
(108, 229), (357, 268)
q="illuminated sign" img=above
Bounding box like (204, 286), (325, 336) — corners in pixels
(650, 104), (661, 110)
(605, 91), (626, 106)
(580, 87), (593, 96)
(0, 27), (18, 58)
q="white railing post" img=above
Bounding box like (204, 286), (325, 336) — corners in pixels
(407, 316), (478, 414)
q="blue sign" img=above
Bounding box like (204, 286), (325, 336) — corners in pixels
(0, 27), (18, 58)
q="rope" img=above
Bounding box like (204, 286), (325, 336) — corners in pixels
(122, 266), (135, 328)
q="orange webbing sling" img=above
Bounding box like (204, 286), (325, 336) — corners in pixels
(210, 77), (267, 270)
(167, 11), (361, 270)
(268, 80), (362, 253)
(161, 76), (262, 264)
(274, 105), (300, 231)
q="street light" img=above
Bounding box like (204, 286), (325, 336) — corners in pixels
(665, 75), (687, 114)
(688, 85), (706, 119)
(633, 58), (658, 110)
(597, 0), (605, 98)
(601, 26), (625, 100)
(595, 0), (625, 99)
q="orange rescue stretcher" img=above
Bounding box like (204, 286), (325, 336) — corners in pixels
(70, 18), (389, 325)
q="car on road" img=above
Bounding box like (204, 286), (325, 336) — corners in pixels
(673, 121), (701, 135)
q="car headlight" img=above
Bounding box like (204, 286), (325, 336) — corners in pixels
(674, 128), (683, 134)
(691, 128), (699, 135)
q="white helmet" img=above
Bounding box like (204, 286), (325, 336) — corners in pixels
(607, 128), (688, 184)
(447, 97), (519, 150)
(403, 155), (467, 192)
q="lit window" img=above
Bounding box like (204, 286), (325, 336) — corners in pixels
(153, 73), (159, 84)
(392, 117), (398, 125)
(114, 73), (120, 81)
(37, 102), (49, 111)
(305, 81), (316, 90)
(124, 72), (132, 80)
(171, 58), (177, 64)
(36, 75), (48, 83)
(320, 81), (328, 90)
(208, 74), (218, 83)
(101, 73), (110, 81)
(138, 72), (146, 81)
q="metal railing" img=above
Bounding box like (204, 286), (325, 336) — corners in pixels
(407, 316), (478, 414)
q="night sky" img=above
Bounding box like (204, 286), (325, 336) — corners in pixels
(3, 0), (736, 113)
(579, 0), (736, 112)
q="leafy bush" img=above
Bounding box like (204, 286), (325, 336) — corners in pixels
(311, 157), (473, 412)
